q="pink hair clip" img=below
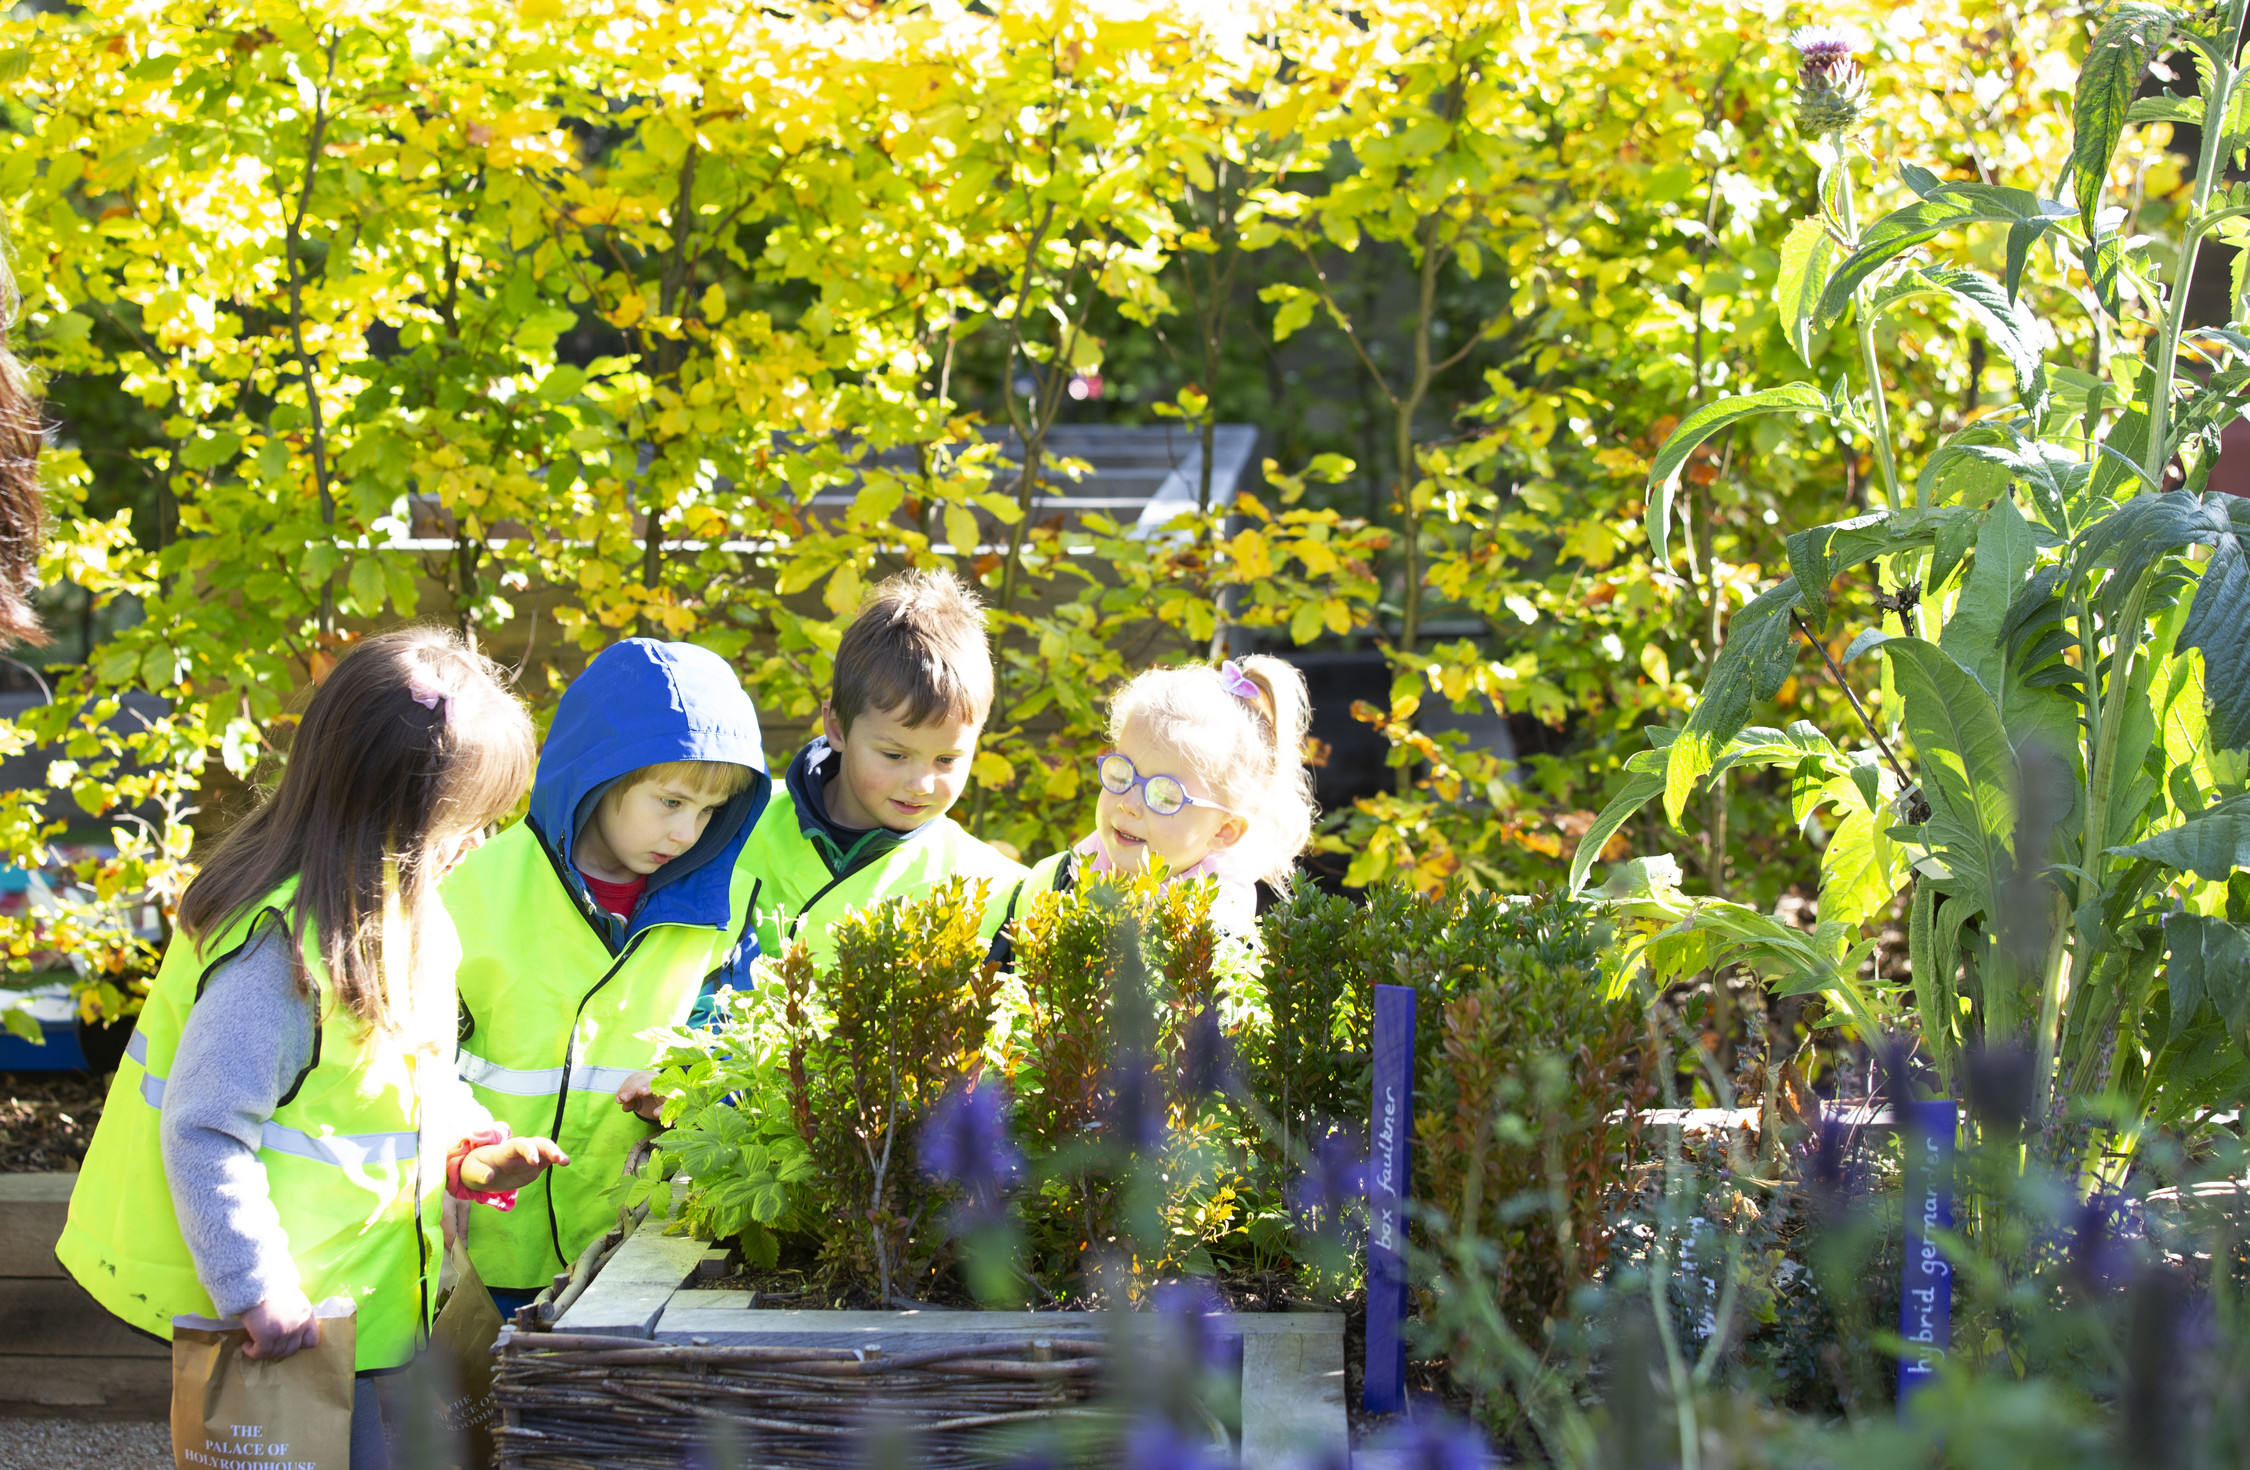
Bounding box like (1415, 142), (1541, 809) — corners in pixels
(408, 679), (453, 723)
(1217, 661), (1258, 701)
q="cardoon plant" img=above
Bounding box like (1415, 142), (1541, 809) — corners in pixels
(1580, 0), (2250, 1190)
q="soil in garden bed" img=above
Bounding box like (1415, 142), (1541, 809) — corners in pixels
(0, 1070), (106, 1171)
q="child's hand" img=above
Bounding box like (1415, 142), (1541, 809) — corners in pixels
(442, 1192), (472, 1248)
(241, 1284), (318, 1360)
(460, 1135), (569, 1193)
(616, 1070), (667, 1122)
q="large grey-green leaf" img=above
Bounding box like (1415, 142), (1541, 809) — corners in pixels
(1924, 267), (2049, 423)
(1939, 495), (2038, 700)
(2114, 806), (2250, 878)
(1567, 770), (1663, 898)
(1775, 216), (1839, 369)
(2072, 4), (2180, 237)
(2180, 493), (2250, 748)
(2166, 912), (2250, 1045)
(1923, 426), (2030, 514)
(2082, 234), (2131, 319)
(1707, 721), (1841, 780)
(1931, 502), (1984, 590)
(2104, 597), (2187, 852)
(1815, 185), (2076, 327)
(1816, 785), (1905, 932)
(1662, 578), (1804, 824)
(1876, 638), (2017, 916)
(1646, 385), (1833, 566)
(1786, 510), (1889, 632)
(2071, 487), (2232, 611)
(2088, 401), (2153, 504)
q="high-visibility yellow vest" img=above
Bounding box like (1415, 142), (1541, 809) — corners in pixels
(445, 821), (761, 1292)
(736, 783), (1025, 969)
(1007, 850), (1075, 915)
(57, 881), (448, 1371)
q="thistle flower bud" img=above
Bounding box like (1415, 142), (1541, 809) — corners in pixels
(1790, 26), (1870, 138)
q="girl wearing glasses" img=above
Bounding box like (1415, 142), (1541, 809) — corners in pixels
(1002, 656), (1315, 937)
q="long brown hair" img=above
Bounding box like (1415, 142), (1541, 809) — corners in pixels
(0, 238), (47, 646)
(178, 628), (534, 1034)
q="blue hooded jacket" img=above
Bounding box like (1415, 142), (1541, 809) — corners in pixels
(527, 639), (770, 987)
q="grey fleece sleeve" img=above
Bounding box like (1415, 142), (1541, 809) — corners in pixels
(159, 920), (318, 1318)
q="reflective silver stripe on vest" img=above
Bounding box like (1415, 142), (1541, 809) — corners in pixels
(459, 1051), (646, 1098)
(126, 1028), (165, 1107)
(258, 1120), (418, 1169)
(127, 1022), (415, 1167)
(567, 1062), (646, 1095)
(457, 1051), (566, 1097)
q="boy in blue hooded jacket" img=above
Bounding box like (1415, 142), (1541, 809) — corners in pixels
(445, 638), (768, 1297)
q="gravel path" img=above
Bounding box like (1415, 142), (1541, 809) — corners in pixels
(0, 1418), (169, 1470)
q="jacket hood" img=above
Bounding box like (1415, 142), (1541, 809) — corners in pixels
(530, 638), (769, 939)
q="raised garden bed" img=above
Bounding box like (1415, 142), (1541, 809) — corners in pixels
(0, 1172), (169, 1419)
(492, 1214), (1347, 1469)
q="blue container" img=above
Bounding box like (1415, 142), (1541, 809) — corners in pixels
(0, 984), (92, 1071)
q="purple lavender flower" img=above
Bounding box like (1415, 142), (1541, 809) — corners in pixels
(2066, 1191), (2134, 1293)
(1180, 1006), (1234, 1100)
(1370, 1415), (1494, 1470)
(1962, 1044), (2036, 1132)
(1151, 1276), (1238, 1373)
(1801, 1111), (1861, 1224)
(919, 1080), (1025, 1221)
(1291, 1125), (1368, 1240)
(1120, 1416), (1230, 1470)
(1103, 1053), (1167, 1154)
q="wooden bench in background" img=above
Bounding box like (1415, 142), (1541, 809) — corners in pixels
(0, 1174), (167, 1419)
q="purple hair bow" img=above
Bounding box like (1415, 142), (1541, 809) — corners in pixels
(1217, 660), (1258, 701)
(408, 680), (453, 723)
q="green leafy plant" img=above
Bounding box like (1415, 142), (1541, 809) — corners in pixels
(1002, 867), (1260, 1294)
(1417, 890), (1653, 1333)
(1587, 9), (2250, 1163)
(1249, 882), (1644, 1327)
(769, 876), (1004, 1302)
(630, 1014), (818, 1268)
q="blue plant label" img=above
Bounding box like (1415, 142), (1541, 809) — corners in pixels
(1896, 1099), (1956, 1406)
(1365, 983), (1416, 1414)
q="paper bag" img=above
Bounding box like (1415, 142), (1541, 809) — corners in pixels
(171, 1298), (357, 1470)
(433, 1241), (506, 1467)
(377, 1241), (503, 1470)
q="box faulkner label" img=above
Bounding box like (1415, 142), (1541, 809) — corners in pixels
(1365, 983), (1415, 1415)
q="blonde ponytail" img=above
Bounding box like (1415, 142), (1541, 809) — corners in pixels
(1230, 655), (1315, 891)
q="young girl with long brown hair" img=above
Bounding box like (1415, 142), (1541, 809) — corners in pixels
(58, 628), (567, 1466)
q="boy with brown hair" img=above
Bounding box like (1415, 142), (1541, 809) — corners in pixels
(737, 568), (1025, 967)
